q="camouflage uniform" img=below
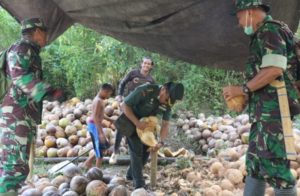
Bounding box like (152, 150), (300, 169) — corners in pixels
(0, 18), (55, 194)
(234, 0), (300, 189)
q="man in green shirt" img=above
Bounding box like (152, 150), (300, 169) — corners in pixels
(122, 82), (184, 189)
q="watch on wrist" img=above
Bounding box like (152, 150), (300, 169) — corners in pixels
(242, 83), (250, 95)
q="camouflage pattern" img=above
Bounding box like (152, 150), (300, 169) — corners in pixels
(234, 0), (270, 13)
(21, 18), (47, 32)
(246, 122), (295, 188)
(0, 39), (53, 193)
(245, 15), (300, 188)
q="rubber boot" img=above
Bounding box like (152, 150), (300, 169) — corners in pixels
(0, 191), (17, 196)
(243, 176), (266, 196)
(274, 186), (297, 196)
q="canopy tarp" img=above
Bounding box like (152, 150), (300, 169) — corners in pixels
(0, 0), (299, 70)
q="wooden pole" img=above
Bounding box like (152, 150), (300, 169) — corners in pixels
(150, 150), (158, 188)
(27, 141), (35, 182)
(271, 80), (297, 160)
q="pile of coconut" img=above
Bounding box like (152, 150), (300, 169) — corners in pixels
(36, 97), (128, 158)
(20, 164), (158, 196)
(176, 111), (251, 155)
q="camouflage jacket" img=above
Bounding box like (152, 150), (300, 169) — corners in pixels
(1, 39), (51, 124)
(246, 15), (300, 123)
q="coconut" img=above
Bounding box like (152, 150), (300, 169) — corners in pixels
(203, 188), (217, 196)
(220, 179), (234, 191)
(202, 129), (212, 139)
(56, 138), (69, 148)
(77, 129), (87, 137)
(21, 188), (42, 196)
(86, 180), (108, 196)
(42, 186), (58, 194)
(59, 118), (70, 128)
(73, 109), (83, 119)
(46, 124), (57, 136)
(210, 162), (224, 176)
(108, 185), (129, 196)
(67, 148), (78, 157)
(65, 125), (77, 136)
(62, 191), (79, 196)
(86, 167), (103, 181)
(109, 176), (126, 186)
(51, 175), (70, 188)
(38, 129), (48, 140)
(44, 136), (56, 148)
(55, 127), (66, 138)
(36, 146), (48, 157)
(47, 148), (58, 157)
(58, 183), (70, 194)
(57, 146), (71, 157)
(68, 135), (79, 145)
(104, 106), (114, 117)
(78, 147), (89, 156)
(70, 176), (89, 194)
(78, 137), (87, 146)
(186, 171), (201, 183)
(36, 138), (44, 148)
(219, 190), (234, 196)
(210, 185), (222, 193)
(225, 169), (243, 185)
(63, 165), (82, 178)
(131, 188), (148, 196)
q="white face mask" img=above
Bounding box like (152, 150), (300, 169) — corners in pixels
(244, 10), (254, 36)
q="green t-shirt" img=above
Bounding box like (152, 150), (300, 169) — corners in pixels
(124, 84), (171, 121)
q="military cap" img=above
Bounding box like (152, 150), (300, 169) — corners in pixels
(21, 18), (47, 32)
(165, 82), (184, 106)
(233, 0), (270, 14)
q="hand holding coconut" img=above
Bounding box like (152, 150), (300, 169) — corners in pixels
(223, 85), (248, 112)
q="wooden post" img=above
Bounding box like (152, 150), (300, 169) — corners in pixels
(150, 150), (158, 188)
(27, 141), (35, 182)
(271, 80), (297, 160)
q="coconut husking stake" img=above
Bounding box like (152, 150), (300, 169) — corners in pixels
(270, 79), (297, 160)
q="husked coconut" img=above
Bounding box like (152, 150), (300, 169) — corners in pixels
(56, 138), (69, 148)
(109, 176), (126, 186)
(47, 148), (58, 158)
(36, 139), (44, 148)
(73, 109), (82, 119)
(36, 146), (48, 157)
(42, 186), (58, 194)
(202, 129), (211, 139)
(68, 135), (79, 145)
(104, 106), (114, 117)
(63, 165), (82, 178)
(210, 185), (222, 193)
(186, 171), (201, 183)
(65, 125), (77, 136)
(131, 188), (148, 196)
(210, 162), (224, 176)
(59, 118), (70, 128)
(225, 169), (243, 185)
(21, 188), (42, 196)
(203, 188), (217, 196)
(70, 176), (89, 194)
(220, 179), (234, 191)
(55, 127), (66, 138)
(109, 185), (130, 196)
(219, 190), (234, 196)
(86, 180), (108, 196)
(46, 124), (57, 136)
(67, 148), (78, 157)
(57, 146), (71, 157)
(44, 136), (56, 148)
(86, 167), (103, 181)
(78, 137), (87, 146)
(51, 175), (69, 187)
(62, 191), (79, 196)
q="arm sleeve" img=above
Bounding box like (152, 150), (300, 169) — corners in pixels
(7, 49), (51, 102)
(259, 25), (288, 70)
(118, 70), (135, 96)
(162, 108), (171, 121)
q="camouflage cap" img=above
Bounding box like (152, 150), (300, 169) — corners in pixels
(233, 0), (270, 14)
(21, 18), (47, 32)
(165, 82), (184, 106)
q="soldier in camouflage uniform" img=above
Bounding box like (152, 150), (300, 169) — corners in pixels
(0, 18), (62, 196)
(223, 0), (300, 195)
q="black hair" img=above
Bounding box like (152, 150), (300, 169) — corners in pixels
(21, 27), (38, 36)
(101, 83), (114, 92)
(142, 57), (154, 66)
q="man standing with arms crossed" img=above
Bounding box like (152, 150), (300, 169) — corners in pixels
(223, 0), (300, 195)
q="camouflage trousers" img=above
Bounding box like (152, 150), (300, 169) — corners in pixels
(246, 121), (295, 189)
(0, 109), (35, 193)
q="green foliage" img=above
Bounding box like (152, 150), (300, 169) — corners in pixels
(0, 8), (245, 114)
(175, 157), (193, 169)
